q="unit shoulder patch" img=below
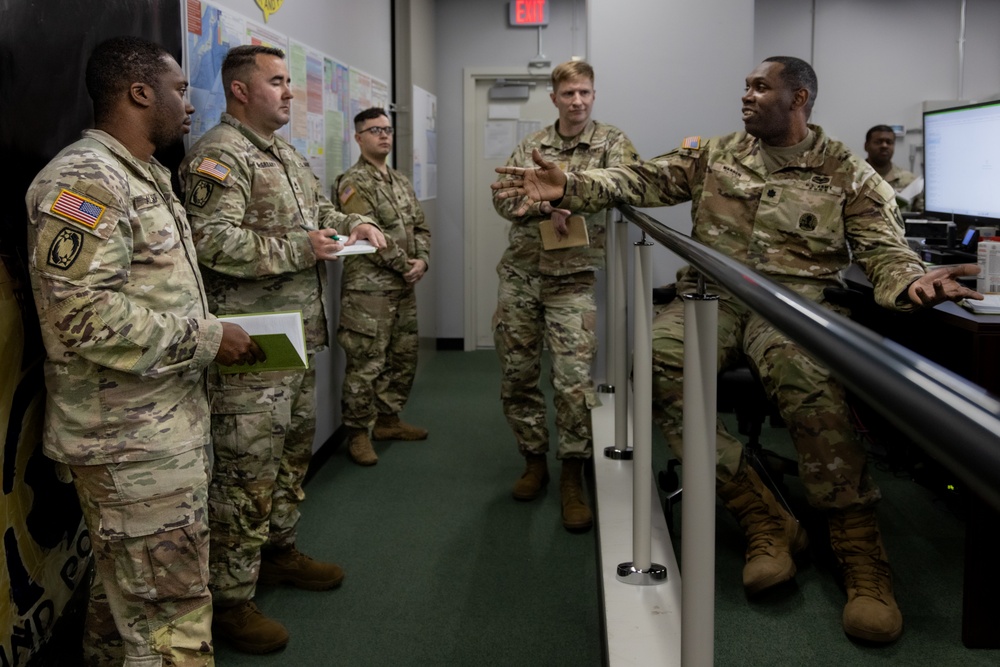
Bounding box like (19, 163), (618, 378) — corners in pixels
(35, 224), (99, 280)
(188, 179), (215, 208)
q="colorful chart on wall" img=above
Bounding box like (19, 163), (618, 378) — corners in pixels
(183, 0), (389, 193)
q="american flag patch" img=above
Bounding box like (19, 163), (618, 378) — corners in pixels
(51, 189), (105, 228)
(339, 184), (355, 204)
(681, 136), (701, 150)
(195, 157), (231, 181)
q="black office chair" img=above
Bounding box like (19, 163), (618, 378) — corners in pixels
(650, 285), (798, 532)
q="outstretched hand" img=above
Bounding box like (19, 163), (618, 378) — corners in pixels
(907, 264), (983, 307)
(492, 148), (569, 216)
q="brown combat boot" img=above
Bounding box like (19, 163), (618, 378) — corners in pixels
(512, 452), (549, 501)
(828, 508), (903, 644)
(560, 458), (593, 532)
(372, 413), (428, 441)
(346, 427), (378, 466)
(717, 464), (809, 595)
(259, 546), (345, 591)
(213, 601), (289, 654)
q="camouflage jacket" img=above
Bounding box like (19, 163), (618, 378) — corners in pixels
(25, 130), (223, 465)
(336, 158), (430, 291)
(494, 120), (639, 276)
(883, 163), (923, 212)
(180, 113), (372, 351)
(561, 125), (927, 308)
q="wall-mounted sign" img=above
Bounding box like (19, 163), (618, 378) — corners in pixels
(509, 0), (548, 27)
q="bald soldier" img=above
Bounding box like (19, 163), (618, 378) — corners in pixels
(335, 107), (431, 466)
(494, 56), (981, 644)
(25, 36), (261, 665)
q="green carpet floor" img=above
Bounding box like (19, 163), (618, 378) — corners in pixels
(39, 348), (1000, 665)
(216, 349), (603, 665)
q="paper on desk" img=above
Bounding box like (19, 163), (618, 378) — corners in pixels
(217, 311), (307, 373)
(333, 239), (377, 257)
(962, 294), (1000, 314)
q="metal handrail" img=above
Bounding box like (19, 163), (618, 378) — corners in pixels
(616, 203), (1000, 512)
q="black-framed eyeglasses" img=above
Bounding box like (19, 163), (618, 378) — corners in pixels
(360, 126), (394, 136)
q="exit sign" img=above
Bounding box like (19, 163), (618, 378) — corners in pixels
(509, 0), (549, 27)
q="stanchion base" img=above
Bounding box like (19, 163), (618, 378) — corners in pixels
(597, 383), (615, 393)
(616, 562), (668, 585)
(603, 446), (633, 460)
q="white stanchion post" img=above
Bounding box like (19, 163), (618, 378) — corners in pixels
(616, 237), (666, 585)
(604, 214), (632, 460)
(680, 287), (718, 667)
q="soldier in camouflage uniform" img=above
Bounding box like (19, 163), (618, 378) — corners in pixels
(335, 107), (431, 466)
(494, 57), (981, 643)
(180, 45), (385, 654)
(492, 61), (640, 532)
(25, 37), (261, 666)
(864, 124), (924, 212)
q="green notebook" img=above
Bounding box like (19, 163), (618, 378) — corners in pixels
(217, 311), (308, 374)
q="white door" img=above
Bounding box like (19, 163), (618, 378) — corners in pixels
(466, 73), (555, 349)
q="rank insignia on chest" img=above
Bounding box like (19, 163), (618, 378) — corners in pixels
(761, 186), (783, 205)
(50, 189), (105, 228)
(195, 157), (231, 182)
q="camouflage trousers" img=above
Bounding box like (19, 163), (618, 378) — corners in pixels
(493, 265), (597, 459)
(652, 291), (880, 510)
(206, 362), (316, 606)
(337, 288), (418, 429)
(71, 447), (213, 667)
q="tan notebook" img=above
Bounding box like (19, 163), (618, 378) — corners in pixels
(540, 215), (590, 250)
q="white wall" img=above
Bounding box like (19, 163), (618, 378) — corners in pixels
(206, 0), (392, 78)
(199, 0), (393, 448)
(756, 0), (1000, 173)
(394, 0), (439, 343)
(589, 0), (756, 289)
(434, 0), (588, 341)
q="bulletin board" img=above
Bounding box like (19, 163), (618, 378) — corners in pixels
(183, 0), (391, 191)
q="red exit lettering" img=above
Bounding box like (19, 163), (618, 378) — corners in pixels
(514, 0), (546, 25)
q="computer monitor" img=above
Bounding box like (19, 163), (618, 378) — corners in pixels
(922, 100), (1000, 229)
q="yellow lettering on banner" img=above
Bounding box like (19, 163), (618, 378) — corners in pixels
(255, 0), (283, 22)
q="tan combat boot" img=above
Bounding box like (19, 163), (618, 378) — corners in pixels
(828, 508), (903, 644)
(346, 427), (378, 466)
(560, 458), (593, 532)
(259, 546), (345, 591)
(372, 413), (428, 441)
(717, 464), (809, 595)
(213, 600), (289, 654)
(512, 452), (549, 501)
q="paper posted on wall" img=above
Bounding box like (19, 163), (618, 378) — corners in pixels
(217, 311), (308, 373)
